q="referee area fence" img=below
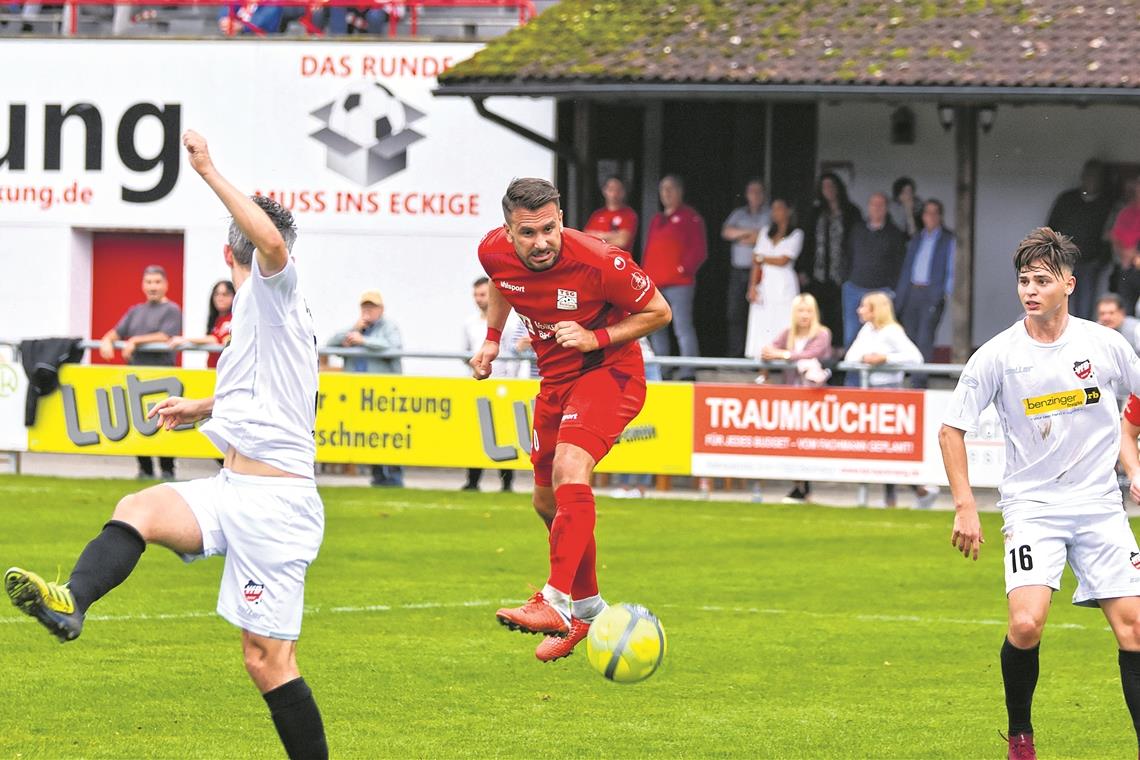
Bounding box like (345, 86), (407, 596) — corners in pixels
(0, 339), (992, 505)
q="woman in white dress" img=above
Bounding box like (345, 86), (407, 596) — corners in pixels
(745, 199), (803, 358)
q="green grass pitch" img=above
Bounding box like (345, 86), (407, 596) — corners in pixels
(0, 474), (1135, 758)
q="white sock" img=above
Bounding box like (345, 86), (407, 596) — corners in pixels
(541, 583), (572, 624)
(572, 595), (607, 622)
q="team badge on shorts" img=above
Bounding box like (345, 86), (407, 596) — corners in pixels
(557, 289), (578, 310)
(243, 580), (265, 603)
(1073, 359), (1093, 380)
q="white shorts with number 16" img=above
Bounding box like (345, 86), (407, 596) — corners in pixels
(1002, 510), (1140, 607)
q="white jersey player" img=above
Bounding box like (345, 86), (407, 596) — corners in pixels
(940, 227), (1140, 760)
(4, 131), (328, 760)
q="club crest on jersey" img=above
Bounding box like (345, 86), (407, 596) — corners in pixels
(243, 580), (265, 603)
(1132, 551), (1140, 570)
(631, 272), (649, 291)
(1073, 359), (1093, 380)
(557, 289), (578, 310)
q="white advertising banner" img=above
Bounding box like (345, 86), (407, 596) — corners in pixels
(689, 385), (1005, 488)
(0, 39), (553, 234)
(0, 357), (29, 453)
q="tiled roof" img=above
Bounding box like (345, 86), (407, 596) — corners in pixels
(439, 0), (1140, 90)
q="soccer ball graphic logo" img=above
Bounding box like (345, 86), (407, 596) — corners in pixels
(585, 603), (666, 683)
(328, 82), (407, 147)
(310, 81), (426, 186)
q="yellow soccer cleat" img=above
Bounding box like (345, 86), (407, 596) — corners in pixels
(5, 567), (84, 643)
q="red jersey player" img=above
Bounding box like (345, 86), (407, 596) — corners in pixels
(583, 175), (638, 252)
(471, 178), (671, 662)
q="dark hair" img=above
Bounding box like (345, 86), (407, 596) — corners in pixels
(745, 177), (765, 190)
(1013, 227), (1080, 277)
(228, 195), (297, 267)
(1097, 292), (1126, 311)
(601, 175), (624, 189)
(206, 279), (235, 332)
(143, 264), (167, 279)
(767, 198), (799, 238)
(923, 198), (944, 217)
(816, 172), (852, 209)
(891, 176), (915, 200)
(473, 276), (489, 287)
(501, 178), (560, 220)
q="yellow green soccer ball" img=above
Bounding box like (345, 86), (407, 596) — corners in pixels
(585, 603), (667, 683)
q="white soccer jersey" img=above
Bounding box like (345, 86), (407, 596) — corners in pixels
(944, 316), (1140, 518)
(201, 255), (318, 478)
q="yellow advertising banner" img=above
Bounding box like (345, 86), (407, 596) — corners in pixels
(28, 366), (693, 474)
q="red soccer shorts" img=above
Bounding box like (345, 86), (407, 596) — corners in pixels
(530, 364), (647, 488)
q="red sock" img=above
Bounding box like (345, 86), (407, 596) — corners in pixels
(571, 535), (598, 599)
(547, 484), (596, 594)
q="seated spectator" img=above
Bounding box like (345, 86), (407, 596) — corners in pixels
(745, 198), (802, 360)
(760, 293), (832, 503)
(845, 291), (936, 507)
(218, 3), (284, 35)
(170, 280), (234, 369)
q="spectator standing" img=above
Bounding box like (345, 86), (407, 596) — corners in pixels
(845, 291), (935, 508)
(1048, 160), (1113, 320)
(99, 264), (182, 481)
(643, 175), (707, 380)
(329, 289), (404, 487)
(584, 176), (638, 253)
(799, 172), (862, 347)
(745, 198), (802, 359)
(1110, 179), (1140, 313)
(171, 280), (234, 369)
(721, 179), (770, 357)
(1096, 293), (1140, 354)
(760, 293), (833, 503)
(842, 193), (906, 346)
(895, 199), (955, 388)
(461, 276), (518, 492)
(888, 176), (921, 240)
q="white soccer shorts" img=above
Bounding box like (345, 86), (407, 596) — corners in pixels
(166, 469), (324, 639)
(1002, 509), (1140, 607)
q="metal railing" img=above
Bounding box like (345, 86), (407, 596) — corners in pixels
(2, 338), (966, 386)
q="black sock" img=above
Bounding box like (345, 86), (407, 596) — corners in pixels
(263, 677), (328, 760)
(1001, 637), (1040, 736)
(67, 520), (146, 615)
(1119, 650), (1140, 744)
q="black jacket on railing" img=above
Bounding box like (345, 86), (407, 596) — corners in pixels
(20, 338), (84, 426)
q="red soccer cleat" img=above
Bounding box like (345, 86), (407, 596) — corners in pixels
(535, 617), (590, 662)
(496, 592), (570, 637)
(1005, 733), (1036, 760)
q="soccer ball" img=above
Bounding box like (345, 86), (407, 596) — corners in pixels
(585, 603), (667, 683)
(327, 81), (407, 147)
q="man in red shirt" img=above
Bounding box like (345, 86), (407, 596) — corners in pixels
(584, 175), (638, 252)
(642, 174), (707, 380)
(471, 177), (671, 661)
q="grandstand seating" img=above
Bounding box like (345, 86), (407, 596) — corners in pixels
(0, 0), (558, 39)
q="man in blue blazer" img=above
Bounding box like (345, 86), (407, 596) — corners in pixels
(895, 199), (955, 388)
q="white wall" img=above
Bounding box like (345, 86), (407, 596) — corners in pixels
(818, 101), (1140, 345)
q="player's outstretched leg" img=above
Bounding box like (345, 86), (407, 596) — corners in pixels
(5, 517), (147, 643)
(498, 482), (596, 637)
(536, 536), (605, 662)
(244, 632), (328, 760)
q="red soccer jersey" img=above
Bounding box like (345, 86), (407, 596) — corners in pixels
(584, 206), (638, 251)
(207, 312), (232, 369)
(478, 227), (657, 385)
(1126, 394), (1140, 426)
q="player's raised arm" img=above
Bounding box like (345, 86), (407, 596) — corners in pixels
(182, 130), (289, 275)
(940, 423), (984, 560)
